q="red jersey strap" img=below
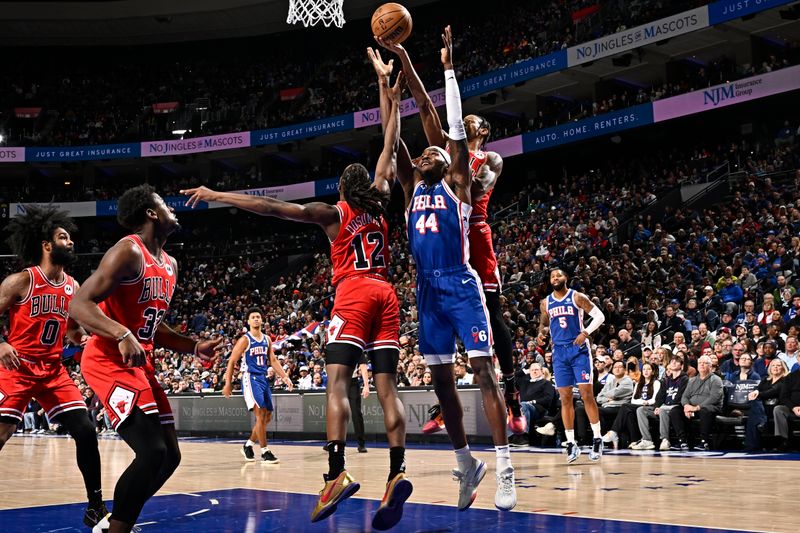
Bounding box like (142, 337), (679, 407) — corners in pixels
(18, 268), (34, 305)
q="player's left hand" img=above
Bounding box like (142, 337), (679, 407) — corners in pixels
(361, 385), (370, 399)
(283, 377), (294, 391)
(440, 25), (454, 69)
(195, 337), (223, 362)
(367, 46), (393, 78)
(574, 331), (588, 346)
(387, 71), (405, 101)
(181, 186), (218, 209)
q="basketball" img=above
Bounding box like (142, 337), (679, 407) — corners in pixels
(371, 3), (413, 45)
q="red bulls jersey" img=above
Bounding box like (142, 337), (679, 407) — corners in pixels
(86, 234), (176, 357)
(467, 150), (492, 224)
(7, 266), (75, 362)
(330, 201), (389, 286)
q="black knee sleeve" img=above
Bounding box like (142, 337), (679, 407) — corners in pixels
(485, 291), (514, 374)
(368, 348), (399, 374)
(325, 342), (362, 368)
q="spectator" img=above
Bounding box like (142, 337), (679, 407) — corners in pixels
(576, 360), (633, 443)
(769, 363), (800, 450)
(509, 363), (556, 446)
(604, 362), (661, 449)
(668, 355), (724, 451)
(635, 354), (689, 450)
(297, 366), (313, 389)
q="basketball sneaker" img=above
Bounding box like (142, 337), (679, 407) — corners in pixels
(566, 441), (581, 463)
(536, 422), (556, 436)
(506, 391), (527, 434)
(422, 404), (445, 434)
(261, 450), (279, 464)
(84, 503), (110, 528)
(241, 444), (255, 461)
(494, 466), (517, 511)
(452, 458), (487, 511)
(310, 471), (360, 523)
(372, 473), (414, 531)
(659, 439), (671, 451)
(91, 513), (141, 533)
(590, 438), (603, 461)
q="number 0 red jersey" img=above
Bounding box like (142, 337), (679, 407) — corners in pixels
(6, 266), (76, 363)
(85, 234), (176, 357)
(467, 149), (492, 224)
(329, 201), (389, 286)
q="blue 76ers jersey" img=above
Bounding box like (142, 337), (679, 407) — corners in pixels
(547, 289), (584, 346)
(241, 332), (271, 375)
(406, 180), (472, 271)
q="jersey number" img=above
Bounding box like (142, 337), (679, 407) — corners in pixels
(352, 232), (386, 270)
(39, 319), (60, 346)
(138, 307), (166, 340)
(414, 213), (439, 234)
(558, 317), (568, 329)
(256, 355), (266, 367)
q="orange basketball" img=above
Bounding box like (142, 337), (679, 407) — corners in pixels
(371, 3), (413, 45)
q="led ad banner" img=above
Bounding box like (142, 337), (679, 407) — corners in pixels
(250, 114), (353, 146)
(707, 0), (796, 24)
(26, 143), (140, 163)
(0, 147), (25, 163)
(141, 132), (250, 157)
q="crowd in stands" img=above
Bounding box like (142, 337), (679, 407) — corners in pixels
(1, 0), (718, 146)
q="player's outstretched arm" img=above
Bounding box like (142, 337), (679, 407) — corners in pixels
(69, 240), (149, 367)
(573, 292), (605, 346)
(65, 280), (90, 346)
(269, 344), (294, 391)
(0, 271), (29, 370)
(439, 26), (471, 203)
(375, 36), (447, 148)
(154, 322), (222, 363)
(373, 69), (403, 194)
(222, 336), (247, 398)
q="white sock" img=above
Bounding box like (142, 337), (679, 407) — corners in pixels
(565, 430), (576, 443)
(495, 445), (512, 472)
(261, 447), (270, 454)
(455, 445), (473, 472)
(246, 440), (255, 447)
(591, 422), (602, 439)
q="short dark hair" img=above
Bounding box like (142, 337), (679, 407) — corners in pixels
(246, 307), (263, 319)
(117, 184), (158, 230)
(340, 163), (389, 220)
(5, 205), (77, 266)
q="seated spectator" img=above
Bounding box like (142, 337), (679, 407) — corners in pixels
(635, 355), (689, 450)
(592, 357), (610, 396)
(455, 361), (474, 386)
(509, 363), (557, 446)
(754, 340), (780, 377)
(779, 336), (799, 371)
(604, 362), (661, 449)
(576, 360), (633, 443)
(297, 365), (313, 389)
(311, 372), (326, 390)
(667, 355), (724, 450)
(767, 361), (800, 450)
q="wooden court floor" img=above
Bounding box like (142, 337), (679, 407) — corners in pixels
(0, 434), (796, 532)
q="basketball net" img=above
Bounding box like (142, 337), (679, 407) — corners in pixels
(287, 0), (345, 28)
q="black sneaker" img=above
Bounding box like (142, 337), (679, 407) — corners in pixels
(697, 440), (710, 451)
(358, 444), (368, 453)
(241, 444), (255, 461)
(508, 433), (529, 447)
(83, 502), (109, 528)
(679, 442), (690, 452)
(262, 449), (279, 464)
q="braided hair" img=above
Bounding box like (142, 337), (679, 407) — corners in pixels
(5, 205), (77, 266)
(340, 163), (389, 220)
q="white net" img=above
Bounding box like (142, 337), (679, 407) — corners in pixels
(287, 0), (345, 28)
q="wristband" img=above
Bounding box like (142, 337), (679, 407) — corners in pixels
(117, 330), (131, 342)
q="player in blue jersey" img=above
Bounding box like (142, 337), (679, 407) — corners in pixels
(394, 26), (515, 512)
(538, 269), (606, 463)
(223, 307), (293, 463)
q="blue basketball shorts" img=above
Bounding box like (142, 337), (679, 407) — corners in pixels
(552, 342), (592, 388)
(417, 265), (493, 364)
(242, 372), (273, 411)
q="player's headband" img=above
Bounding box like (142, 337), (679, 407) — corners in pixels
(427, 146), (451, 166)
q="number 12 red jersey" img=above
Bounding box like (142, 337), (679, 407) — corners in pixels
(86, 234), (176, 357)
(329, 201), (389, 286)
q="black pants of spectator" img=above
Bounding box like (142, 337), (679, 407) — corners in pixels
(610, 403), (642, 446)
(575, 404), (620, 444)
(669, 406), (717, 444)
(347, 377), (365, 447)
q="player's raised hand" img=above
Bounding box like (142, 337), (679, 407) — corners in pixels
(374, 35), (405, 55)
(387, 70), (405, 101)
(367, 46), (393, 78)
(119, 334), (147, 368)
(0, 342), (20, 371)
(440, 25), (453, 69)
(180, 186), (219, 209)
(196, 336), (224, 363)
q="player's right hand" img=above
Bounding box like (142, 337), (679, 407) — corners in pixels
(222, 383), (232, 398)
(366, 46), (393, 78)
(440, 25), (453, 69)
(374, 35), (405, 55)
(0, 342), (20, 371)
(119, 335), (147, 368)
(181, 186), (218, 209)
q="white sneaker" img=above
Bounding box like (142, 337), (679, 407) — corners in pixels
(91, 513), (111, 533)
(494, 467), (517, 511)
(452, 458), (487, 511)
(601, 431), (618, 444)
(636, 440), (655, 450)
(659, 439), (670, 451)
(536, 422), (556, 436)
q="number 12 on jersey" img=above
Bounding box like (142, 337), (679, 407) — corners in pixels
(414, 213), (439, 234)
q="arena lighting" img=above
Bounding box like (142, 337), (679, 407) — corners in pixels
(0, 134), (4, 144)
(172, 129), (187, 135)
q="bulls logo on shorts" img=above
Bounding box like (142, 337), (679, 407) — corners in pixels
(64, 284), (73, 295)
(0, 390), (5, 403)
(108, 385), (136, 420)
(327, 315), (345, 342)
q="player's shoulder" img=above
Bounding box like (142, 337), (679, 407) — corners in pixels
(1, 269), (32, 294)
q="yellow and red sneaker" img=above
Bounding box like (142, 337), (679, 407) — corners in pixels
(310, 470), (360, 523)
(422, 404), (445, 434)
(372, 473), (413, 531)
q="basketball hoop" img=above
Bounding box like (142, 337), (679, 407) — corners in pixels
(287, 0), (345, 28)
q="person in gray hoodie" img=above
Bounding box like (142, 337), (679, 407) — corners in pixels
(576, 360), (633, 442)
(668, 355), (723, 451)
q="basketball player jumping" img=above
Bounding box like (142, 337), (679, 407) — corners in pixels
(376, 30), (525, 435)
(392, 26), (516, 511)
(182, 59), (411, 530)
(222, 307), (293, 464)
(0, 206), (108, 528)
(70, 185), (222, 533)
(538, 268), (606, 463)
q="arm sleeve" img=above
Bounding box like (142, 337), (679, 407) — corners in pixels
(444, 69), (466, 141)
(584, 305), (606, 335)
